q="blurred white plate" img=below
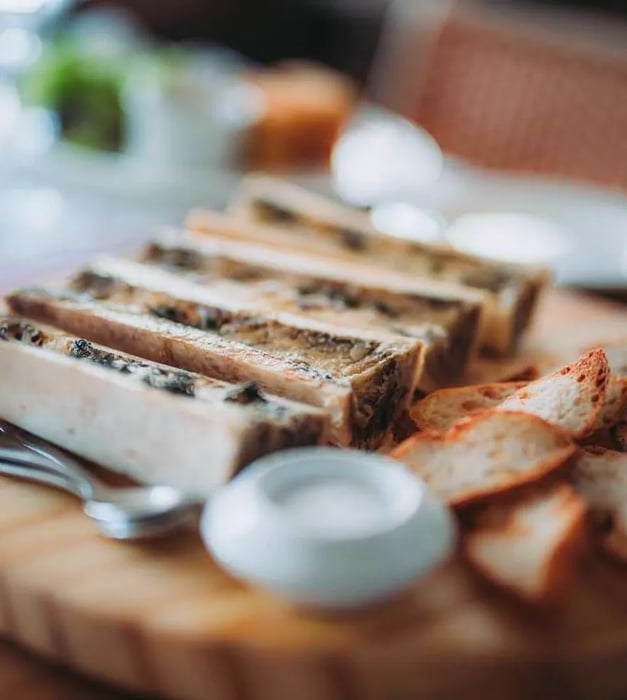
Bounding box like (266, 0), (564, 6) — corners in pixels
(372, 160), (627, 289)
(7, 128), (627, 290)
(332, 106), (627, 289)
(13, 139), (327, 210)
(439, 162), (627, 288)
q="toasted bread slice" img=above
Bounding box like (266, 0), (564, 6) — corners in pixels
(390, 411), (575, 506)
(465, 483), (586, 602)
(0, 318), (328, 495)
(583, 340), (627, 432)
(593, 375), (627, 431)
(220, 174), (548, 354)
(409, 381), (526, 434)
(497, 349), (610, 440)
(573, 446), (627, 562)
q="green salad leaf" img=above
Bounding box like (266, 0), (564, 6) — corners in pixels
(23, 38), (126, 151)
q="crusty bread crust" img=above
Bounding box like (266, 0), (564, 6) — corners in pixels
(586, 338), (627, 378)
(410, 381), (527, 434)
(497, 349), (610, 440)
(412, 351), (622, 443)
(391, 410), (576, 506)
(573, 446), (627, 563)
(465, 483), (586, 602)
(593, 375), (627, 432)
(581, 340), (627, 434)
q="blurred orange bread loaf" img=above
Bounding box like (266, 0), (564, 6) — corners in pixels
(243, 61), (357, 169)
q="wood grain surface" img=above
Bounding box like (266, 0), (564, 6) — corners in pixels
(0, 288), (625, 700)
(0, 640), (132, 699)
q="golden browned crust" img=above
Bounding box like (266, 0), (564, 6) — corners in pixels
(391, 410), (576, 507)
(497, 349), (610, 440)
(464, 483), (586, 603)
(409, 381), (527, 434)
(573, 446), (627, 564)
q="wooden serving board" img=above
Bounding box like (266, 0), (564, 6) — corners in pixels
(0, 640), (125, 699)
(0, 288), (626, 700)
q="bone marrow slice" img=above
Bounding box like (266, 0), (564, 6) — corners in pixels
(0, 318), (328, 495)
(8, 276), (423, 448)
(140, 232), (484, 390)
(197, 174), (547, 354)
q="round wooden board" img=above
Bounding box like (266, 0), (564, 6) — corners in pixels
(0, 289), (626, 700)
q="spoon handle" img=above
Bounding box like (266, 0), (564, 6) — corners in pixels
(0, 456), (84, 498)
(0, 421), (109, 500)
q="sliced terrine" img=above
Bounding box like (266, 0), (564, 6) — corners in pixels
(8, 267), (423, 448)
(140, 231), (486, 390)
(0, 318), (328, 495)
(193, 174), (548, 354)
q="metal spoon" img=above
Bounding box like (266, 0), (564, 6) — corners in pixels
(0, 423), (457, 608)
(0, 421), (200, 539)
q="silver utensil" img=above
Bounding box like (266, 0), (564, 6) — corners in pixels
(0, 423), (458, 608)
(0, 420), (200, 539)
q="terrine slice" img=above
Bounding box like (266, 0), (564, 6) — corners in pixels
(140, 231), (486, 391)
(8, 272), (423, 449)
(209, 174), (548, 354)
(0, 317), (328, 495)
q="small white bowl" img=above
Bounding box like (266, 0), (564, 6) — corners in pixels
(201, 448), (456, 609)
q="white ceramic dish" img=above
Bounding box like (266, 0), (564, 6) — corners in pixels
(201, 448), (456, 608)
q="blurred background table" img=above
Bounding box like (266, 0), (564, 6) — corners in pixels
(0, 0), (624, 295)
